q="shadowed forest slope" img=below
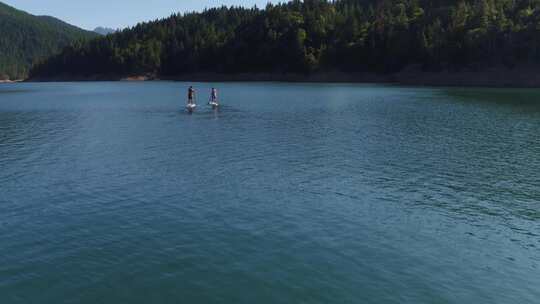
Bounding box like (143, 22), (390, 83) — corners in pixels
(0, 1), (97, 79)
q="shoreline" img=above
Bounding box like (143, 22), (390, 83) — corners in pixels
(26, 72), (391, 84)
(24, 68), (540, 88)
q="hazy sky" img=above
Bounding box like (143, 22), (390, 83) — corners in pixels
(4, 0), (275, 30)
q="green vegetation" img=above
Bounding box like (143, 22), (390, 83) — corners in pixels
(30, 0), (540, 79)
(0, 1), (97, 79)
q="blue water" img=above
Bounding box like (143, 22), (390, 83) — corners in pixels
(1, 82), (539, 303)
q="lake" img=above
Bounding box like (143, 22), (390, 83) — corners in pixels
(1, 82), (539, 303)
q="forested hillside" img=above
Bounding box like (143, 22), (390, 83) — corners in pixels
(30, 0), (540, 79)
(0, 1), (97, 79)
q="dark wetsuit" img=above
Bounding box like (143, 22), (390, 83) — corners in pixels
(188, 88), (195, 104)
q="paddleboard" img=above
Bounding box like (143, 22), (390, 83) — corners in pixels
(209, 101), (219, 108)
(186, 103), (197, 112)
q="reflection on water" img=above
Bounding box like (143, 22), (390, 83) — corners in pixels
(0, 82), (539, 304)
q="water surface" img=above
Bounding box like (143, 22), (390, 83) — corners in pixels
(1, 82), (539, 303)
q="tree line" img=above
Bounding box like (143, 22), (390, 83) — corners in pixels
(30, 0), (540, 78)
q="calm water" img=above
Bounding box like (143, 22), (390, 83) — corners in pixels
(1, 82), (539, 303)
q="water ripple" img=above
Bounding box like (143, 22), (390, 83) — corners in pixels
(0, 82), (539, 303)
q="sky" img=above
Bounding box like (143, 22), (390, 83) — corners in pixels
(3, 0), (275, 30)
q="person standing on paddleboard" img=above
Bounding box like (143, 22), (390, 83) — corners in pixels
(188, 86), (195, 105)
(210, 88), (217, 103)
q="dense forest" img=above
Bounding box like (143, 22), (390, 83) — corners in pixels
(29, 0), (540, 79)
(0, 1), (97, 80)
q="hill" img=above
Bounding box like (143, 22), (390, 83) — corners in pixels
(0, 1), (98, 80)
(29, 0), (540, 84)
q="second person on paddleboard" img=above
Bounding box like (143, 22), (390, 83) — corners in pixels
(211, 88), (217, 103)
(209, 87), (219, 108)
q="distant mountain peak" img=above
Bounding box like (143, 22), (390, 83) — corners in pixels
(94, 27), (116, 35)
